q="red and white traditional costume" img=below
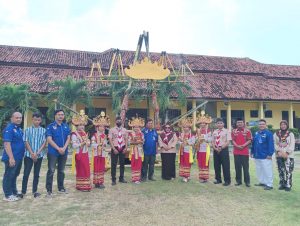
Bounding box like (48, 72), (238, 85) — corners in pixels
(71, 112), (92, 191)
(195, 112), (213, 182)
(178, 117), (195, 181)
(128, 117), (145, 184)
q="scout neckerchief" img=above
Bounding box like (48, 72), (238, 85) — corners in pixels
(215, 128), (222, 147)
(117, 127), (124, 151)
(277, 130), (290, 143)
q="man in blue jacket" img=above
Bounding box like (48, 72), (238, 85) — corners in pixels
(141, 118), (158, 181)
(251, 119), (274, 190)
(2, 112), (25, 202)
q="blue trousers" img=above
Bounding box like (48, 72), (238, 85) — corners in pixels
(2, 160), (23, 197)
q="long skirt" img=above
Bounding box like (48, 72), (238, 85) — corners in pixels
(179, 152), (191, 178)
(93, 156), (106, 185)
(197, 152), (209, 180)
(161, 153), (176, 180)
(75, 153), (92, 191)
(131, 153), (142, 182)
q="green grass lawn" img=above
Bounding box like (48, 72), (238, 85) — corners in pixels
(0, 155), (299, 226)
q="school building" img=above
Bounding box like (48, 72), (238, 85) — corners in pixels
(1, 45), (300, 130)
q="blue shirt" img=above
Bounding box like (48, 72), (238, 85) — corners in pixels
(24, 126), (46, 158)
(2, 123), (25, 161)
(46, 121), (71, 157)
(142, 128), (158, 155)
(251, 129), (274, 159)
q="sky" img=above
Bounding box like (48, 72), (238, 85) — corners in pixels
(0, 0), (299, 65)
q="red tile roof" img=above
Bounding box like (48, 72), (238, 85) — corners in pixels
(0, 45), (300, 100)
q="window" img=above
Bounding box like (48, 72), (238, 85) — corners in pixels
(231, 110), (245, 120)
(167, 109), (181, 121)
(250, 110), (258, 118)
(85, 108), (106, 118)
(264, 110), (273, 118)
(220, 110), (227, 127)
(282, 111), (289, 122)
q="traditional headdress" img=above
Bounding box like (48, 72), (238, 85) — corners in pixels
(128, 116), (145, 128)
(93, 111), (110, 127)
(196, 110), (212, 124)
(178, 117), (193, 128)
(71, 110), (88, 126)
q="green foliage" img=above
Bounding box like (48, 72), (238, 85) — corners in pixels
(250, 124), (300, 137)
(0, 84), (39, 128)
(46, 77), (91, 122)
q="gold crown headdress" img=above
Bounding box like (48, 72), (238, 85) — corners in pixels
(72, 110), (88, 126)
(196, 110), (212, 124)
(93, 111), (110, 127)
(128, 116), (145, 128)
(178, 117), (193, 128)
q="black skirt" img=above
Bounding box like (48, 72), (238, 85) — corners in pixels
(161, 153), (176, 180)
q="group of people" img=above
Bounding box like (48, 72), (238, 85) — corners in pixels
(1, 109), (296, 202)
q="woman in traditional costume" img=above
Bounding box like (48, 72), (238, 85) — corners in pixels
(128, 117), (145, 184)
(71, 111), (92, 191)
(195, 111), (212, 183)
(91, 114), (110, 189)
(158, 123), (178, 180)
(178, 117), (195, 182)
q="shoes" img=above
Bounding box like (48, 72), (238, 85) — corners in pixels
(285, 187), (291, 192)
(98, 184), (105, 189)
(3, 195), (19, 202)
(33, 192), (41, 198)
(235, 183), (242, 186)
(141, 178), (147, 182)
(278, 185), (286, 190)
(182, 178), (188, 183)
(254, 183), (266, 187)
(148, 178), (156, 181)
(214, 180), (222, 184)
(245, 183), (251, 187)
(200, 180), (208, 183)
(46, 191), (53, 198)
(134, 181), (141, 184)
(223, 182), (231, 186)
(119, 179), (127, 183)
(16, 193), (24, 199)
(58, 188), (68, 194)
(264, 186), (273, 190)
(112, 181), (116, 186)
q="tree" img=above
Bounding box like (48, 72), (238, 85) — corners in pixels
(46, 77), (91, 121)
(0, 84), (39, 128)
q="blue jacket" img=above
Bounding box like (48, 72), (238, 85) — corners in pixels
(2, 123), (25, 161)
(251, 129), (274, 159)
(142, 128), (158, 155)
(46, 121), (71, 157)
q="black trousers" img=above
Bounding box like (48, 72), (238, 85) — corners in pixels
(111, 149), (125, 182)
(161, 153), (176, 180)
(46, 154), (67, 192)
(142, 154), (156, 180)
(213, 148), (231, 183)
(22, 156), (43, 194)
(234, 155), (250, 184)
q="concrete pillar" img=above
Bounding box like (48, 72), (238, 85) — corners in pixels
(227, 102), (231, 130)
(259, 101), (264, 119)
(289, 102), (294, 128)
(192, 99), (197, 131)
